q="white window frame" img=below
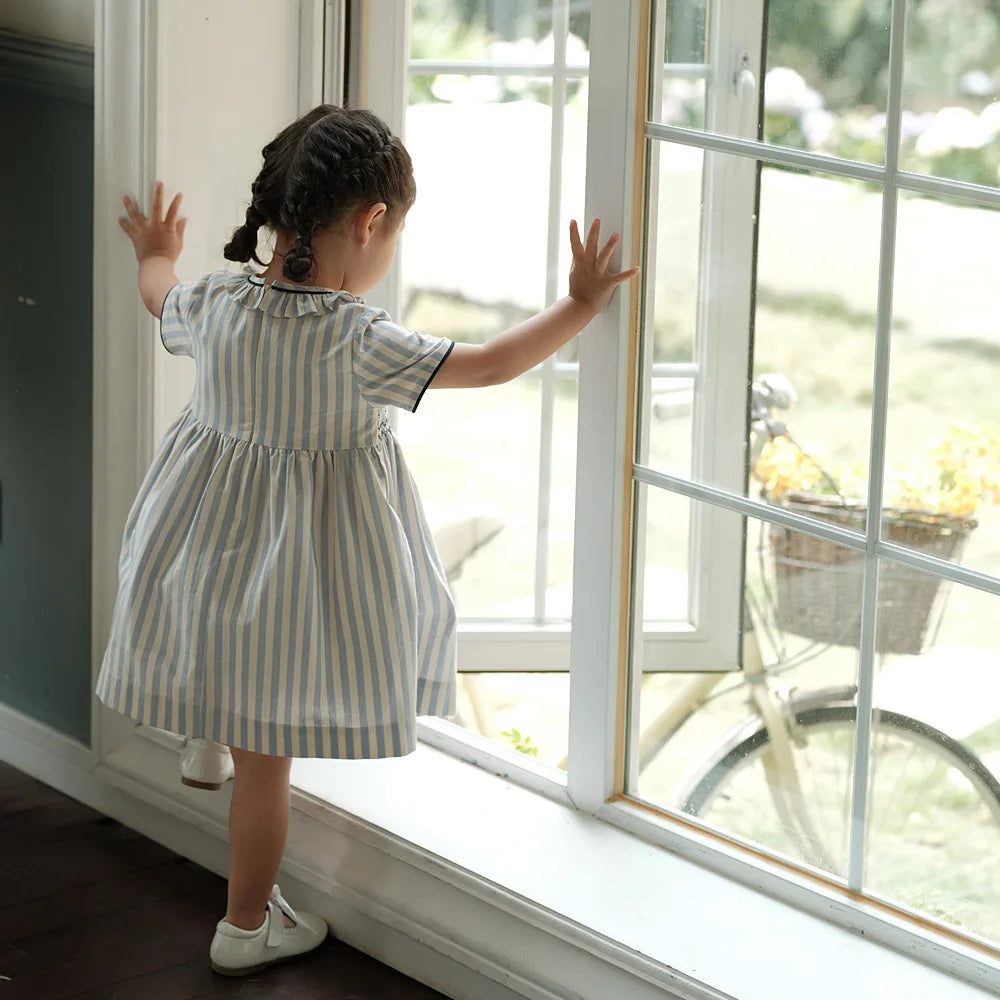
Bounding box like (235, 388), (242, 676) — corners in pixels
(360, 0), (593, 677)
(630, 0), (763, 673)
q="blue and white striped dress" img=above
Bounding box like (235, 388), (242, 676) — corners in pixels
(95, 270), (457, 758)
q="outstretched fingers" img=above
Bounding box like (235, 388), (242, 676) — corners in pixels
(151, 180), (164, 222)
(608, 264), (641, 286)
(584, 218), (601, 258)
(596, 231), (620, 271)
(569, 218), (585, 259)
(165, 191), (184, 226)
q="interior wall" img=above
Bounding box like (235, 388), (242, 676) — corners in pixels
(0, 27), (94, 743)
(152, 0), (302, 438)
(0, 0), (93, 47)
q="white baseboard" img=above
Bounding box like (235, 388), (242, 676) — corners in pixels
(0, 711), (703, 1000)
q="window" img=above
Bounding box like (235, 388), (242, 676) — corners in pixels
(361, 0), (593, 771)
(359, 0), (1000, 974)
(626, 0), (1000, 957)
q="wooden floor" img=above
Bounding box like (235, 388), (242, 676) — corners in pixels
(0, 760), (448, 999)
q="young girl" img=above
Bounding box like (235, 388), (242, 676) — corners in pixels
(95, 104), (637, 977)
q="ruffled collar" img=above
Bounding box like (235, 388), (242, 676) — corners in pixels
(224, 269), (366, 318)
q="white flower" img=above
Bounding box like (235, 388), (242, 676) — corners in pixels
(430, 74), (501, 104)
(915, 106), (994, 156)
(764, 67), (823, 115)
(979, 101), (1000, 136)
(489, 37), (541, 64)
(801, 108), (836, 148)
(899, 110), (935, 142)
(960, 70), (995, 98)
(488, 32), (589, 67)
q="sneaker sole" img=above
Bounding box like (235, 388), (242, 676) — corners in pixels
(211, 947), (319, 977)
(181, 776), (227, 790)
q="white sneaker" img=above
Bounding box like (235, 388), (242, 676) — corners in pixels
(209, 883), (329, 976)
(180, 738), (234, 790)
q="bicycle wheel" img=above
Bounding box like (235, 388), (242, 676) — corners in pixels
(682, 703), (1000, 941)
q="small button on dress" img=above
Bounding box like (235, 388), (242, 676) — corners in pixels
(95, 270), (458, 758)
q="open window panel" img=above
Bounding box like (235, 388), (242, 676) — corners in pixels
(631, 0), (765, 676)
(357, 0), (598, 776)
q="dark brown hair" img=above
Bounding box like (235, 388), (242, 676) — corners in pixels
(223, 105), (416, 283)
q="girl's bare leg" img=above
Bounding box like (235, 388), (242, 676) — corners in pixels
(225, 746), (296, 930)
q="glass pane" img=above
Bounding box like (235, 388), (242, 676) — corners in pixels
(870, 569), (1000, 945)
(885, 194), (1000, 583)
(644, 140), (702, 367)
(400, 3), (590, 771)
(456, 673), (569, 766)
(751, 166), (880, 520)
(650, 0), (891, 162)
(405, 74), (549, 312)
(632, 497), (861, 881)
(651, 0), (709, 130)
(397, 380), (541, 618)
(902, 0), (1000, 187)
(412, 0), (590, 66)
(763, 0), (890, 163)
(664, 0), (707, 65)
(634, 483), (691, 626)
(639, 144), (880, 515)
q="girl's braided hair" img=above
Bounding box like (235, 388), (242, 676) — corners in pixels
(223, 105), (416, 283)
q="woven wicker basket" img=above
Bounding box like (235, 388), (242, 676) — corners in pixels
(769, 492), (977, 654)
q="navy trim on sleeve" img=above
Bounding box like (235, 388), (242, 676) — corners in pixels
(412, 340), (455, 413)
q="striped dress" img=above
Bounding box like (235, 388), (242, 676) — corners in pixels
(95, 270), (457, 758)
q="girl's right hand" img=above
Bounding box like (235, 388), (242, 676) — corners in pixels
(567, 218), (640, 314)
(119, 181), (187, 264)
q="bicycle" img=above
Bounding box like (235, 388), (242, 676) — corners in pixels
(633, 374), (1000, 939)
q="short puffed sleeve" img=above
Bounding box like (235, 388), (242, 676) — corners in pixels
(352, 313), (455, 412)
(159, 277), (206, 357)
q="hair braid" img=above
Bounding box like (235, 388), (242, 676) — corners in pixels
(224, 104), (416, 279)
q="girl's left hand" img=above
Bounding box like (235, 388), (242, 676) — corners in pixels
(119, 180), (187, 263)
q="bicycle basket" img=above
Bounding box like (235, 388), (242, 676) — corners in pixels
(768, 492), (977, 654)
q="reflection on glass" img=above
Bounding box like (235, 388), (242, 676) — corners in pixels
(663, 0), (706, 65)
(886, 194), (1000, 582)
(902, 1), (1000, 186)
(411, 0), (590, 65)
(633, 498), (860, 879)
(763, 0), (889, 162)
(651, 0), (708, 127)
(870, 569), (1000, 944)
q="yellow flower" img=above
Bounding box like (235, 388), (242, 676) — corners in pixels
(754, 418), (1000, 518)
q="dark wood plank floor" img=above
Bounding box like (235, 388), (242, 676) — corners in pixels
(0, 760), (448, 999)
